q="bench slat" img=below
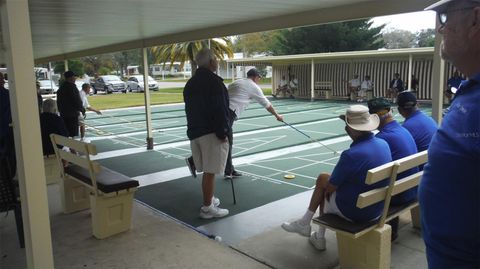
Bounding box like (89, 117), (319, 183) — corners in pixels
(313, 201), (418, 238)
(51, 134), (97, 155)
(57, 150), (102, 173)
(365, 151), (427, 184)
(356, 171), (423, 208)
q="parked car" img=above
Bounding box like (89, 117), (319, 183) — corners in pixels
(91, 75), (127, 94)
(126, 75), (159, 92)
(38, 79), (58, 94)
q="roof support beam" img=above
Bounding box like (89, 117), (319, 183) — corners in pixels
(431, 20), (444, 124)
(1, 0), (54, 267)
(142, 47), (153, 149)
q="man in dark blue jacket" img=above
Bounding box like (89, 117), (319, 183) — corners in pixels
(388, 73), (404, 103)
(56, 71), (85, 138)
(184, 48), (231, 219)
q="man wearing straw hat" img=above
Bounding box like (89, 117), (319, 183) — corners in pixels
(421, 1), (480, 267)
(281, 105), (392, 250)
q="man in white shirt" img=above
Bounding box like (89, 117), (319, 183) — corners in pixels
(79, 83), (102, 140)
(348, 74), (361, 101)
(225, 68), (284, 178)
(359, 75), (373, 102)
(273, 75), (289, 98)
(289, 75), (298, 98)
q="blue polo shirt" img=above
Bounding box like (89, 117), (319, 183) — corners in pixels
(419, 74), (480, 265)
(376, 120), (419, 205)
(329, 133), (392, 222)
(402, 110), (438, 152)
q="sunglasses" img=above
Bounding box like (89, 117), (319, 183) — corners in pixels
(438, 6), (476, 26)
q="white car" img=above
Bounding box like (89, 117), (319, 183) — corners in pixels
(38, 79), (58, 94)
(126, 75), (159, 92)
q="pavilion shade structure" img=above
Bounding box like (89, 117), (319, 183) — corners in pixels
(232, 48), (462, 101)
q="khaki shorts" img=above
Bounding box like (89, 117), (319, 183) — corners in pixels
(78, 114), (85, 125)
(191, 133), (229, 174)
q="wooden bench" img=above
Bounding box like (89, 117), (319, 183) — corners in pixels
(312, 150), (427, 269)
(314, 81), (333, 99)
(50, 134), (139, 239)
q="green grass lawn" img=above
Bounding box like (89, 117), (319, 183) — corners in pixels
(88, 87), (272, 110)
(157, 77), (272, 84)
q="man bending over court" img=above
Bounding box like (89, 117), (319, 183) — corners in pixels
(184, 48), (231, 219)
(224, 68), (283, 178)
(281, 105), (392, 250)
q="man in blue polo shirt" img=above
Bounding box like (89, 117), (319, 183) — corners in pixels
(281, 105), (392, 251)
(368, 97), (418, 240)
(397, 92), (438, 168)
(421, 1), (480, 268)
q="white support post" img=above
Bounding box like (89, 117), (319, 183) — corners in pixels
(431, 20), (445, 124)
(310, 59), (315, 101)
(408, 54), (413, 90)
(64, 59), (69, 71)
(142, 47), (154, 149)
(0, 0), (54, 268)
(232, 64), (235, 81)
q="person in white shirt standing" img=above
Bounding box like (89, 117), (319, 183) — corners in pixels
(79, 83), (102, 140)
(224, 68), (284, 178)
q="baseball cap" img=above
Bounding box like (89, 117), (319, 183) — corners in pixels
(246, 68), (262, 78)
(426, 0), (480, 12)
(339, 105), (380, 131)
(64, 70), (77, 78)
(397, 92), (417, 109)
(367, 98), (391, 114)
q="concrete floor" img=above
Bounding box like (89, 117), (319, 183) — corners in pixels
(1, 183), (428, 269)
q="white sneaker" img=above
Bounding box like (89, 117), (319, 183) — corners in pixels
(199, 205), (229, 219)
(309, 232), (326, 251)
(212, 196), (220, 207)
(281, 220), (311, 237)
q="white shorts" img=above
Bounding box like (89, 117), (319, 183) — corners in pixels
(324, 192), (352, 222)
(190, 133), (229, 174)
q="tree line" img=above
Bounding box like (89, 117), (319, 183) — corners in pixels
(45, 19), (435, 78)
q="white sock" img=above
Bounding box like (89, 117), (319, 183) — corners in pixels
(299, 210), (315, 225)
(317, 226), (326, 238)
(201, 203), (213, 211)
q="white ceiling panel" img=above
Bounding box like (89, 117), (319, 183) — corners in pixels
(3, 0), (438, 63)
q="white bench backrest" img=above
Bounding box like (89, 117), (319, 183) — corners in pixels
(355, 150), (428, 226)
(50, 134), (101, 191)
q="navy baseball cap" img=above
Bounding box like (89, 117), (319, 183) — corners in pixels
(397, 92), (417, 109)
(246, 68), (262, 78)
(426, 0), (480, 12)
(64, 70), (77, 78)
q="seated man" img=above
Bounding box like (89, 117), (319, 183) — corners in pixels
(388, 73), (404, 103)
(348, 74), (361, 101)
(359, 75), (373, 102)
(281, 105), (392, 250)
(272, 75), (290, 98)
(288, 75), (298, 98)
(40, 99), (69, 157)
(368, 97), (418, 241)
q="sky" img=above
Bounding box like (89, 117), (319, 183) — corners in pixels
(371, 11), (437, 33)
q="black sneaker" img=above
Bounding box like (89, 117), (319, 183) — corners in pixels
(225, 170), (242, 179)
(185, 156), (196, 178)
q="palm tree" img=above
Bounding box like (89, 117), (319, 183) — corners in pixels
(150, 38), (233, 76)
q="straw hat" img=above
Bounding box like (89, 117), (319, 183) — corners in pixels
(339, 105), (379, 131)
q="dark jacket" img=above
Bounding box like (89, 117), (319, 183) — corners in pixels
(389, 78), (404, 91)
(184, 68), (230, 140)
(40, 112), (68, 156)
(56, 81), (85, 117)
